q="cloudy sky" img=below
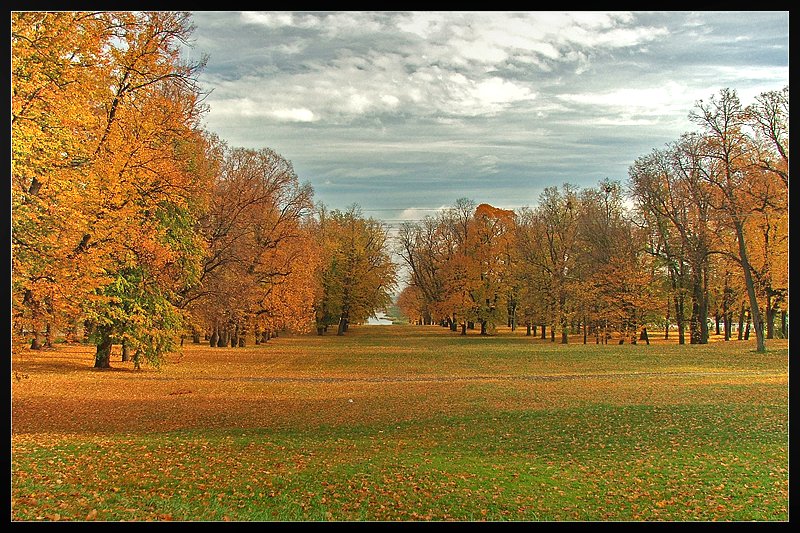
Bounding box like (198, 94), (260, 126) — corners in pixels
(184, 10), (789, 225)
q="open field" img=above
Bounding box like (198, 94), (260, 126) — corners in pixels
(11, 325), (788, 521)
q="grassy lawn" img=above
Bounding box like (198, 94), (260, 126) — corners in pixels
(10, 325), (788, 521)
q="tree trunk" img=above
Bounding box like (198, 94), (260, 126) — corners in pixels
(209, 323), (219, 347)
(526, 322), (531, 336)
(44, 322), (53, 348)
(722, 292), (730, 341)
(30, 331), (42, 350)
(121, 339), (130, 362)
(675, 293), (685, 345)
(724, 311), (733, 341)
(781, 311), (787, 338)
(94, 326), (113, 369)
(744, 309), (751, 340)
(738, 304), (745, 340)
(238, 321), (247, 347)
(714, 312), (721, 336)
(690, 277), (703, 344)
(640, 327), (649, 345)
(230, 323), (239, 348)
(734, 223), (765, 352)
(480, 321), (487, 335)
(540, 324), (546, 340)
(337, 314), (347, 336)
(83, 320), (93, 344)
(765, 296), (775, 339)
(461, 323), (466, 335)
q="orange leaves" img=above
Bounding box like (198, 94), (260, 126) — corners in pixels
(12, 12), (216, 357)
(184, 145), (318, 339)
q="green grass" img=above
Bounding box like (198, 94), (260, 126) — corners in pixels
(11, 326), (788, 521)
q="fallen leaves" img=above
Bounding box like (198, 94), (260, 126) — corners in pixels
(9, 328), (789, 521)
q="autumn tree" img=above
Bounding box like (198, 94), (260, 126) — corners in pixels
(12, 12), (216, 367)
(396, 284), (426, 325)
(525, 185), (581, 343)
(316, 205), (397, 335)
(396, 215), (449, 326)
(468, 204), (516, 335)
(689, 88), (772, 352)
(181, 144), (316, 347)
(513, 207), (552, 338)
(630, 133), (715, 344)
(12, 12), (118, 351)
(744, 87), (788, 339)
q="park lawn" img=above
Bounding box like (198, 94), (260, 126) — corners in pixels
(11, 325), (788, 521)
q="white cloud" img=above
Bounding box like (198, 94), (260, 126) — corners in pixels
(474, 77), (535, 105)
(240, 11), (295, 28)
(557, 82), (699, 117)
(270, 107), (316, 122)
(380, 94), (400, 107)
(398, 206), (450, 221)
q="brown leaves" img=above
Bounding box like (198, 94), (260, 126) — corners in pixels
(10, 327), (789, 521)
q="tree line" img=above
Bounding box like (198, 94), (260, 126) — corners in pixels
(11, 12), (397, 368)
(12, 12), (787, 369)
(396, 88), (787, 353)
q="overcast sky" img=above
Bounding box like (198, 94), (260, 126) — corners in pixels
(184, 10), (789, 225)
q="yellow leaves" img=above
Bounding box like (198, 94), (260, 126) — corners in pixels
(12, 12), (216, 353)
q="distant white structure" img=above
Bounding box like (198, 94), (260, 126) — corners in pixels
(366, 312), (393, 325)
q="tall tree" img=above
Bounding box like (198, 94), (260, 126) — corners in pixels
(630, 135), (714, 344)
(530, 185), (580, 343)
(316, 205), (397, 335)
(468, 204), (516, 335)
(690, 88), (767, 352)
(12, 12), (216, 367)
(183, 145), (316, 346)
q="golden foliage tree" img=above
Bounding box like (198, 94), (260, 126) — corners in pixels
(12, 12), (216, 367)
(315, 205), (398, 335)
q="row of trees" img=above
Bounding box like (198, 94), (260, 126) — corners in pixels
(11, 12), (787, 366)
(397, 87), (787, 352)
(12, 12), (397, 368)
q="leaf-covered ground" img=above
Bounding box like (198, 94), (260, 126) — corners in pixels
(11, 326), (788, 521)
